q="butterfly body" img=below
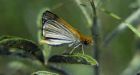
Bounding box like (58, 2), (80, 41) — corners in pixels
(42, 11), (93, 48)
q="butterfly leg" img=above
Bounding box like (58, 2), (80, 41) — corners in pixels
(62, 47), (71, 54)
(69, 43), (81, 54)
(81, 45), (84, 55)
(62, 43), (74, 54)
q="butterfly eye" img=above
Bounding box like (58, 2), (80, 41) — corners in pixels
(83, 40), (89, 45)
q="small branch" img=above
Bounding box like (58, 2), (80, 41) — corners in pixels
(103, 8), (140, 46)
(90, 0), (100, 75)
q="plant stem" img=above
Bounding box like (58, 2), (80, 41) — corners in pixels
(90, 0), (100, 75)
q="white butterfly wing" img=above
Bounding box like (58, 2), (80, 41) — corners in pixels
(42, 20), (76, 45)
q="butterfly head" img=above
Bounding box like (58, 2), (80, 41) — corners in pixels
(81, 36), (93, 46)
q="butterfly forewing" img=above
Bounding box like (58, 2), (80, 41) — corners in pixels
(42, 11), (77, 45)
(44, 20), (73, 38)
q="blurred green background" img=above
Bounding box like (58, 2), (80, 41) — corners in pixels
(0, 0), (140, 75)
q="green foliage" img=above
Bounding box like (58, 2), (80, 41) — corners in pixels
(124, 22), (140, 37)
(100, 7), (140, 38)
(0, 35), (97, 75)
(37, 8), (52, 62)
(49, 53), (98, 66)
(0, 36), (44, 63)
(31, 71), (59, 75)
(0, 0), (139, 75)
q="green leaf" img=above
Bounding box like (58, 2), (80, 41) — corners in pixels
(31, 71), (59, 75)
(0, 36), (44, 63)
(124, 22), (140, 37)
(100, 8), (140, 38)
(37, 8), (52, 63)
(48, 53), (98, 66)
(0, 35), (16, 41)
(100, 8), (121, 20)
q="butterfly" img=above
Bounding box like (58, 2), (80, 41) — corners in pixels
(41, 10), (93, 54)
